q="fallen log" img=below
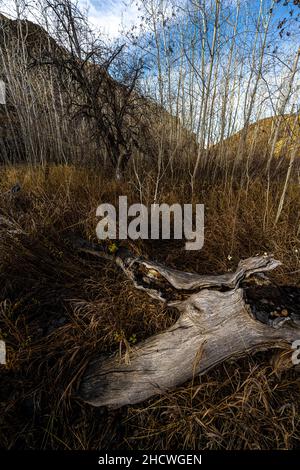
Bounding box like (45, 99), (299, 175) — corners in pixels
(73, 239), (300, 409)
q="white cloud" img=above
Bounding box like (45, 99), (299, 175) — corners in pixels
(0, 0), (15, 18)
(78, 0), (141, 38)
(0, 0), (142, 39)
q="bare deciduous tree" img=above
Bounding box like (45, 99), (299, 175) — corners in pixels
(33, 0), (149, 178)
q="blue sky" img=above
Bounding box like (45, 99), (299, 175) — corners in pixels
(1, 0), (298, 41)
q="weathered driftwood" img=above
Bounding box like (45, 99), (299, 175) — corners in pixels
(74, 239), (300, 409)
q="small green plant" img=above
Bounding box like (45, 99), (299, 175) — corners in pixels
(108, 242), (118, 254)
(129, 334), (137, 344)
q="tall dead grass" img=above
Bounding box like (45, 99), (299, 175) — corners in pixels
(0, 164), (299, 449)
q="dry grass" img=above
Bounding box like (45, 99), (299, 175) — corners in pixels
(0, 164), (299, 450)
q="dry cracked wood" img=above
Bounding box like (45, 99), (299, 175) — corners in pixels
(73, 239), (300, 408)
